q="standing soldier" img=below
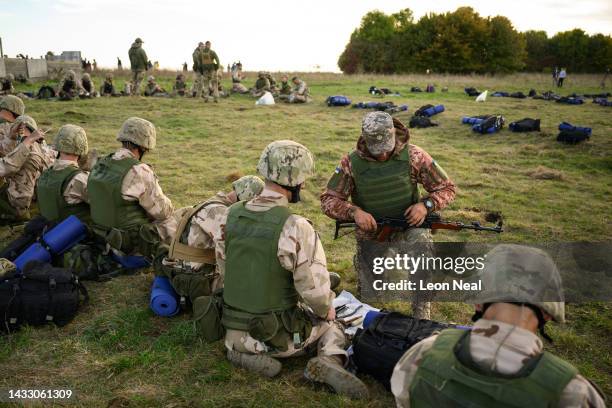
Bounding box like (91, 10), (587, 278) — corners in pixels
(87, 117), (175, 258)
(216, 141), (368, 399)
(0, 95), (26, 156)
(161, 175), (265, 304)
(390, 244), (606, 408)
(320, 112), (456, 319)
(0, 115), (55, 224)
(128, 38), (148, 96)
(36, 125), (90, 223)
(192, 41), (220, 102)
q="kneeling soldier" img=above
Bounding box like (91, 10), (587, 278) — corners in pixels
(216, 140), (368, 399)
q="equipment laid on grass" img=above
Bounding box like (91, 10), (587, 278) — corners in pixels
(409, 116), (438, 128)
(510, 91), (527, 99)
(491, 91), (509, 97)
(528, 89), (537, 97)
(509, 118), (541, 132)
(326, 95), (351, 106)
(334, 212), (502, 241)
(461, 115), (489, 125)
(425, 84), (435, 93)
(351, 312), (468, 389)
(255, 92), (275, 106)
(415, 104), (444, 117)
(472, 115), (505, 134)
(557, 122), (591, 144)
(0, 261), (88, 333)
(556, 96), (584, 105)
(475, 90), (488, 102)
(0, 216), (53, 261)
(150, 275), (180, 317)
(464, 87), (480, 97)
(410, 87), (422, 92)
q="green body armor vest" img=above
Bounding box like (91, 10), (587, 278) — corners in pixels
(350, 148), (419, 219)
(88, 155), (149, 229)
(222, 202), (298, 330)
(36, 166), (90, 223)
(409, 329), (578, 408)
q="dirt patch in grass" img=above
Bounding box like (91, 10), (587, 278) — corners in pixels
(527, 166), (565, 180)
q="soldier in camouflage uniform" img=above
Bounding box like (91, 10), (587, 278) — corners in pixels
(128, 37), (148, 96)
(100, 74), (119, 96)
(276, 74), (292, 101)
(0, 95), (26, 157)
(80, 73), (98, 97)
(230, 66), (249, 94)
(265, 72), (278, 93)
(161, 175), (265, 304)
(192, 41), (220, 102)
(390, 244), (606, 408)
(250, 72), (270, 97)
(0, 115), (55, 224)
(216, 140), (368, 399)
(320, 112), (456, 319)
(0, 74), (15, 96)
(143, 76), (167, 97)
(87, 117), (176, 258)
(57, 70), (84, 100)
(35, 125), (90, 223)
(287, 76), (311, 103)
(172, 74), (188, 97)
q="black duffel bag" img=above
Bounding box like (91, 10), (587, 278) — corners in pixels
(0, 261), (88, 333)
(351, 312), (453, 389)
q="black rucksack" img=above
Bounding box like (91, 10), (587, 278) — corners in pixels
(557, 130), (590, 144)
(414, 104), (434, 117)
(351, 312), (454, 389)
(409, 116), (438, 128)
(0, 261), (88, 333)
(0, 216), (53, 261)
(509, 118), (541, 132)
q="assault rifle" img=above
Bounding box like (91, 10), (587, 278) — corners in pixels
(333, 213), (503, 241)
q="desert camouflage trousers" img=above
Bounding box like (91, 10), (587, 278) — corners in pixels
(131, 70), (145, 95)
(195, 71), (218, 101)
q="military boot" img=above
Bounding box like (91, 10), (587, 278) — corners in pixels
(329, 272), (341, 291)
(226, 350), (282, 378)
(304, 356), (369, 399)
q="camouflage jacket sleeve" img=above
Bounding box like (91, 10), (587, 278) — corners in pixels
(139, 49), (149, 69)
(278, 215), (334, 318)
(409, 145), (456, 211)
(390, 335), (438, 408)
(320, 153), (356, 221)
(0, 143), (30, 177)
(121, 163), (174, 221)
(559, 375), (607, 407)
(189, 204), (229, 250)
(63, 170), (89, 204)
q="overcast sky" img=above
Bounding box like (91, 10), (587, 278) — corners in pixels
(1, 0), (610, 72)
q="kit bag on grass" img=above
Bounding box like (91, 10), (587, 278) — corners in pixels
(192, 288), (225, 342)
(351, 312), (453, 389)
(0, 260), (88, 333)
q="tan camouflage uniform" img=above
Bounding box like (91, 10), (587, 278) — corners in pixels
(251, 74), (270, 97)
(215, 188), (347, 359)
(49, 159), (89, 204)
(390, 318), (606, 408)
(289, 79), (311, 103)
(0, 120), (17, 157)
(111, 148), (176, 242)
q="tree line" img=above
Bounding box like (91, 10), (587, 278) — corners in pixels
(338, 7), (612, 74)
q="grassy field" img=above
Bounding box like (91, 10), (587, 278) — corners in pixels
(1, 72), (611, 407)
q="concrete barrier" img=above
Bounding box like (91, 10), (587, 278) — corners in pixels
(0, 59), (5, 78)
(26, 59), (48, 78)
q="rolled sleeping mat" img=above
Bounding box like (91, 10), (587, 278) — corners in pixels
(363, 310), (387, 328)
(558, 122), (591, 135)
(327, 95), (351, 106)
(42, 215), (88, 255)
(433, 104), (445, 114)
(14, 243), (52, 272)
(111, 252), (151, 269)
(472, 124), (498, 134)
(150, 276), (180, 317)
(424, 104), (444, 116)
(462, 117), (485, 125)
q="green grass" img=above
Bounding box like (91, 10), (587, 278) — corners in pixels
(1, 72), (611, 406)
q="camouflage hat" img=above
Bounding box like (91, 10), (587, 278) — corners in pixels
(148, 75), (155, 82)
(361, 111), (395, 155)
(257, 140), (314, 187)
(66, 70), (76, 80)
(232, 175), (264, 201)
(117, 117), (156, 150)
(135, 37), (144, 43)
(14, 115), (38, 132)
(6, 74), (14, 81)
(475, 244), (565, 323)
(54, 124), (88, 156)
(82, 73), (91, 80)
(106, 73), (113, 80)
(0, 95), (25, 116)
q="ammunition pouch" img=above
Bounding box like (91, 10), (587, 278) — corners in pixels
(193, 289), (225, 343)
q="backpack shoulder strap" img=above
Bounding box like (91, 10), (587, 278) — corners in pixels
(168, 201), (217, 264)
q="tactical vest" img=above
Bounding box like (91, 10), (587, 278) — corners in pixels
(62, 80), (75, 93)
(36, 166), (90, 223)
(168, 197), (230, 264)
(349, 147), (419, 219)
(409, 329), (579, 408)
(2, 80), (10, 91)
(88, 154), (149, 230)
(82, 80), (93, 93)
(103, 82), (113, 94)
(222, 202), (298, 330)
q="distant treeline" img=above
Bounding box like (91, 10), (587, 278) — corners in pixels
(338, 7), (612, 74)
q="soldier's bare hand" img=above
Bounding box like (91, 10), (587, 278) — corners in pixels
(22, 130), (44, 147)
(354, 208), (377, 232)
(325, 306), (336, 321)
(405, 203), (427, 226)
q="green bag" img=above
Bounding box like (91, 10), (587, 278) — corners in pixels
(62, 243), (128, 281)
(193, 289), (225, 343)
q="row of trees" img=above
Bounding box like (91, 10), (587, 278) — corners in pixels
(338, 7), (612, 74)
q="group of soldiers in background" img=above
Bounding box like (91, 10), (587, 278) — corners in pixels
(0, 90), (605, 405)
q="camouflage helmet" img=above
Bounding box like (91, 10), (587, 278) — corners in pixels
(6, 74), (14, 81)
(54, 124), (88, 156)
(0, 95), (25, 116)
(117, 117), (156, 150)
(258, 71), (265, 78)
(474, 244), (565, 323)
(148, 75), (155, 82)
(14, 115), (38, 132)
(232, 175), (265, 201)
(362, 111), (395, 155)
(66, 70), (76, 80)
(106, 73), (113, 80)
(257, 140), (314, 187)
(82, 73), (91, 81)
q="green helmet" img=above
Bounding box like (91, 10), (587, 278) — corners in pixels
(82, 73), (91, 81)
(116, 117), (156, 150)
(14, 115), (38, 132)
(232, 175), (264, 201)
(0, 95), (25, 117)
(54, 124), (88, 156)
(475, 244), (565, 323)
(257, 140), (314, 187)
